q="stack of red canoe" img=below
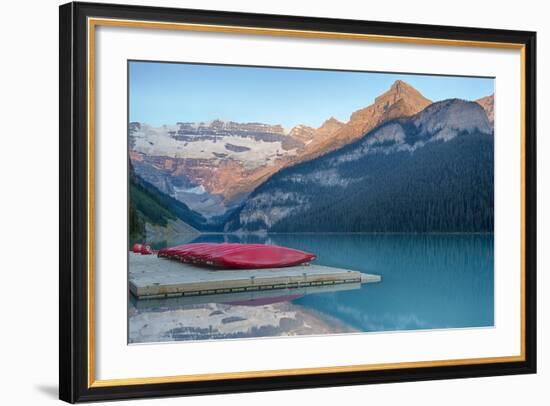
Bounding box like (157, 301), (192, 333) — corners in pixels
(132, 243), (154, 255)
(157, 243), (316, 269)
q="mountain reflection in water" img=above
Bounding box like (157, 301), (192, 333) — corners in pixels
(129, 233), (493, 343)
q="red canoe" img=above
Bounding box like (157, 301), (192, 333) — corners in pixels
(131, 243), (154, 255)
(140, 244), (153, 255)
(158, 243), (316, 269)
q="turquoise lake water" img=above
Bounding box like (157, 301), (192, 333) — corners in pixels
(131, 233), (494, 340)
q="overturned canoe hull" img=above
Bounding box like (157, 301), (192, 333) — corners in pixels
(158, 243), (316, 269)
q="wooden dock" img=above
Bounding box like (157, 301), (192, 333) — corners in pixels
(131, 281), (364, 308)
(129, 253), (381, 300)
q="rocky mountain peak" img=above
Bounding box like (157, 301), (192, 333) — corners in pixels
(288, 124), (315, 142)
(476, 94), (494, 125)
(318, 116), (343, 130)
(372, 80), (431, 112)
(391, 79), (406, 88)
(389, 79), (414, 93)
(300, 80), (432, 158)
(309, 117), (345, 142)
(321, 116), (343, 126)
(350, 81), (430, 122)
(412, 98), (492, 141)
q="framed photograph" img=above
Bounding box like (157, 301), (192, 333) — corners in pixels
(59, 1), (536, 402)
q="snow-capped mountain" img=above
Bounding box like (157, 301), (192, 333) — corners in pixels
(129, 80), (435, 218)
(131, 120), (300, 170)
(129, 120), (302, 217)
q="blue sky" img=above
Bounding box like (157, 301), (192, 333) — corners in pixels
(129, 61), (494, 129)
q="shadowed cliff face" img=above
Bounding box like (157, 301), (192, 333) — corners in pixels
(130, 80), (434, 217)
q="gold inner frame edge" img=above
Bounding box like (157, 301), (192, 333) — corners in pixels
(86, 17), (527, 388)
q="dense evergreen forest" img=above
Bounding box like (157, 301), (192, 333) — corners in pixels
(262, 132), (494, 232)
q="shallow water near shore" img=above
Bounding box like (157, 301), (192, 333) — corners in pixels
(128, 233), (493, 343)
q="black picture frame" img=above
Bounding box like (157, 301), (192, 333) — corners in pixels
(59, 1), (537, 403)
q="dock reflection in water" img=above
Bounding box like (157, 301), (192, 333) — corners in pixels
(128, 282), (364, 343)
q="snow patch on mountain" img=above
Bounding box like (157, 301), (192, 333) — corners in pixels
(132, 123), (298, 170)
(331, 99), (491, 165)
(332, 123), (407, 164)
(287, 168), (353, 187)
(413, 99), (491, 139)
(174, 185), (206, 195)
(230, 191), (310, 230)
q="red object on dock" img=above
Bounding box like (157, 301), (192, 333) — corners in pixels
(132, 243), (142, 253)
(158, 243), (316, 269)
(140, 244), (153, 255)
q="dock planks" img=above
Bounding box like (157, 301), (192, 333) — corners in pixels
(129, 253), (381, 299)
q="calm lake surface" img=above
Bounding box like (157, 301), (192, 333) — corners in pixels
(129, 234), (493, 343)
